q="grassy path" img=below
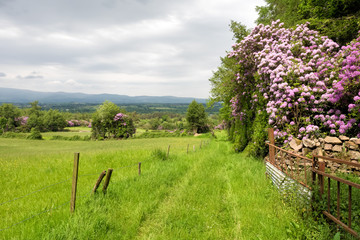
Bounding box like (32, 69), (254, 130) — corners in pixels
(1, 137), (304, 239)
(131, 141), (298, 239)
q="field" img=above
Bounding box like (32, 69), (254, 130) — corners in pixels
(0, 132), (330, 239)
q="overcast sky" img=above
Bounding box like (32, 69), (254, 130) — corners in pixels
(0, 0), (265, 98)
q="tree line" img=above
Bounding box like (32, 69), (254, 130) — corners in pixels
(0, 100), (213, 139)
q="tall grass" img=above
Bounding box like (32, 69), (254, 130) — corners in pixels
(0, 135), (334, 239)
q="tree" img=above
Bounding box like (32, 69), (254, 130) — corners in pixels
(256, 0), (360, 45)
(208, 21), (250, 137)
(91, 101), (135, 139)
(186, 100), (209, 133)
(43, 109), (67, 131)
(26, 101), (44, 131)
(0, 103), (21, 133)
(255, 0), (301, 27)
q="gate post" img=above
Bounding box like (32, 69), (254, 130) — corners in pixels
(268, 128), (275, 164)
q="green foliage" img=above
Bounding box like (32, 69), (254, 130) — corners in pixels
(0, 117), (7, 134)
(208, 54), (241, 108)
(256, 0), (301, 27)
(27, 127), (43, 140)
(0, 103), (21, 132)
(256, 0), (360, 45)
(333, 232), (341, 240)
(298, 0), (360, 19)
(91, 101), (135, 139)
(50, 135), (91, 141)
(310, 178), (360, 238)
(136, 130), (183, 139)
(229, 20), (250, 43)
(0, 132), (27, 139)
(301, 16), (360, 46)
(14, 102), (222, 115)
(186, 100), (209, 133)
(233, 119), (248, 152)
(244, 111), (269, 157)
(26, 101), (43, 132)
(42, 109), (67, 132)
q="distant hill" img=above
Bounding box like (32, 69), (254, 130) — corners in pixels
(0, 88), (207, 104)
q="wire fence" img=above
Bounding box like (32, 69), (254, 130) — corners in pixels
(0, 187), (94, 232)
(0, 177), (72, 207)
(0, 140), (211, 233)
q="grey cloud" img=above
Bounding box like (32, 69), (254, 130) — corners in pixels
(0, 72), (6, 77)
(17, 74), (44, 79)
(0, 0), (265, 98)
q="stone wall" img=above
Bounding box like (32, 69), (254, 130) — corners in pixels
(288, 135), (360, 174)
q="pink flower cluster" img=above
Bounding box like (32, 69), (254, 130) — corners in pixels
(114, 113), (128, 126)
(16, 116), (28, 126)
(228, 20), (360, 140)
(67, 120), (75, 127)
(214, 120), (227, 130)
(114, 113), (125, 121)
(67, 120), (90, 127)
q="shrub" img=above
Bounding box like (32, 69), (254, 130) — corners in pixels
(1, 132), (27, 139)
(27, 128), (43, 140)
(221, 20), (360, 154)
(91, 101), (135, 140)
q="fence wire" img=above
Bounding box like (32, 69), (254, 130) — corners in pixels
(0, 199), (70, 232)
(78, 172), (103, 177)
(0, 187), (94, 232)
(0, 142), (204, 233)
(0, 177), (72, 207)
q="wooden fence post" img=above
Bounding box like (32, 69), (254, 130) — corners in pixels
(93, 170), (106, 194)
(70, 153), (80, 213)
(268, 128), (275, 164)
(102, 168), (113, 194)
(138, 162), (141, 176)
(319, 161), (325, 195)
(312, 156), (317, 185)
(167, 145), (170, 158)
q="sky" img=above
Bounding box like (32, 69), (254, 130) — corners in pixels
(0, 0), (265, 98)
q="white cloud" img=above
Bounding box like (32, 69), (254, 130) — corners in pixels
(0, 0), (266, 98)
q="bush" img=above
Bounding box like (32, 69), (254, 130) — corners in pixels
(180, 129), (188, 137)
(233, 119), (248, 152)
(91, 101), (135, 140)
(1, 132), (27, 139)
(216, 20), (360, 156)
(244, 111), (269, 157)
(27, 128), (43, 140)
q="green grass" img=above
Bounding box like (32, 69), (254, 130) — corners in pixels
(0, 135), (333, 239)
(42, 127), (91, 140)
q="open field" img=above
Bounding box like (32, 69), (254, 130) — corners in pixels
(0, 133), (330, 239)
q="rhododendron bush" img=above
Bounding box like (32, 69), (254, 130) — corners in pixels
(227, 20), (360, 146)
(91, 101), (135, 140)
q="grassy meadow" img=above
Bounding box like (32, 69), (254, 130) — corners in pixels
(0, 131), (332, 239)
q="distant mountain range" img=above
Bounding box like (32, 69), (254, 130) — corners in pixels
(0, 88), (207, 104)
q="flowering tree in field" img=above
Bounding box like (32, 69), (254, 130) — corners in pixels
(91, 101), (135, 139)
(212, 20), (360, 155)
